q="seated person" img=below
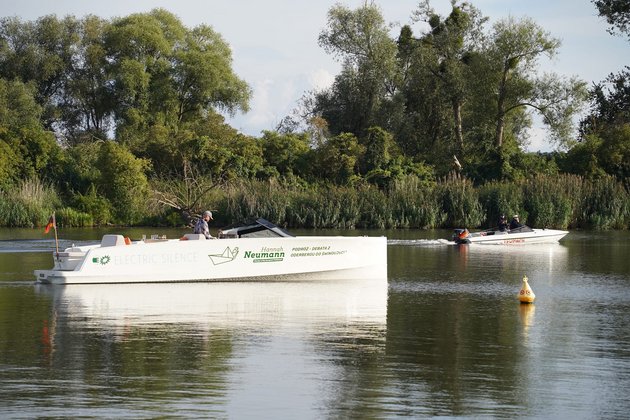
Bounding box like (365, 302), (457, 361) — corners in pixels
(509, 214), (523, 230)
(193, 210), (214, 239)
(498, 215), (508, 231)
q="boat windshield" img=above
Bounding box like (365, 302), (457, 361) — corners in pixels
(218, 218), (294, 238)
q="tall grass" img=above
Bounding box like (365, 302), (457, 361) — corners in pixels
(222, 179), (291, 225)
(0, 178), (59, 227)
(357, 184), (393, 228)
(478, 174), (629, 230)
(478, 181), (523, 227)
(212, 175), (629, 230)
(217, 176), (484, 229)
(580, 176), (629, 229)
(56, 207), (94, 227)
(389, 176), (444, 228)
(437, 173), (484, 228)
(2, 174), (628, 230)
(522, 174), (582, 229)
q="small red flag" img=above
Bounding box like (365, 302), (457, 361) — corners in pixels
(44, 213), (56, 234)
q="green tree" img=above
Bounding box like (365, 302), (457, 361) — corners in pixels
(0, 139), (18, 189)
(314, 133), (365, 184)
(393, 24), (452, 160)
(0, 15), (79, 130)
(594, 0), (630, 38)
(411, 1), (487, 155)
(316, 2), (398, 137)
(486, 17), (588, 150)
(106, 9), (251, 144)
(260, 131), (310, 177)
(0, 79), (59, 184)
(62, 15), (114, 144)
(95, 141), (150, 224)
(361, 126), (394, 172)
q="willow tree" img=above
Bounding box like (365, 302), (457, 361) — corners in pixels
(62, 15), (114, 144)
(316, 2), (398, 137)
(0, 15), (80, 132)
(486, 17), (588, 150)
(411, 1), (487, 155)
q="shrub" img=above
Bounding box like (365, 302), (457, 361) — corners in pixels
(96, 142), (150, 225)
(71, 185), (112, 226)
(57, 207), (93, 227)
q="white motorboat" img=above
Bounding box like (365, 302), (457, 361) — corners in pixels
(34, 219), (387, 284)
(452, 225), (568, 245)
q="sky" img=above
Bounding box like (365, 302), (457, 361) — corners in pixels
(1, 0), (628, 151)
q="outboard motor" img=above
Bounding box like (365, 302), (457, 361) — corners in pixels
(453, 228), (471, 244)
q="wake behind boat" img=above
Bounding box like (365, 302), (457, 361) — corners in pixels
(452, 225), (568, 245)
(35, 219), (387, 284)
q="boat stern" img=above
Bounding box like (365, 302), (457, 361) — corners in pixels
(34, 269), (62, 284)
(34, 247), (91, 284)
(453, 228), (471, 244)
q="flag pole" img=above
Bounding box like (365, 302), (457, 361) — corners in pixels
(52, 212), (59, 259)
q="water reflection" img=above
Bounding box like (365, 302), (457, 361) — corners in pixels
(453, 242), (569, 272)
(0, 280), (389, 417)
(34, 280), (387, 345)
(518, 303), (536, 339)
(2, 229), (630, 417)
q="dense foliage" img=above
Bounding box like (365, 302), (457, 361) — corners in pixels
(0, 3), (628, 230)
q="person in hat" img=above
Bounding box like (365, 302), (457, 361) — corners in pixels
(509, 214), (523, 230)
(193, 210), (214, 239)
(499, 214), (509, 231)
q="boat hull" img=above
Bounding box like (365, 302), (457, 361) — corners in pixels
(35, 236), (387, 284)
(457, 228), (568, 245)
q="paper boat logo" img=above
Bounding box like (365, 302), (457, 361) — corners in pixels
(209, 247), (239, 265)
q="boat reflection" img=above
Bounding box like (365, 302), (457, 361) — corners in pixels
(35, 279), (388, 337)
(455, 243), (569, 272)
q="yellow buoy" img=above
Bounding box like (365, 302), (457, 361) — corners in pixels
(518, 275), (535, 304)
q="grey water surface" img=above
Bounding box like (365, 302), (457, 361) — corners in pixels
(0, 227), (629, 418)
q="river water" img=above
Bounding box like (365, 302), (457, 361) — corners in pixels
(1, 227), (629, 418)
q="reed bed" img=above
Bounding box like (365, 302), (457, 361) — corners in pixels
(436, 173), (484, 228)
(0, 178), (59, 227)
(215, 174), (629, 230)
(580, 176), (629, 229)
(389, 176), (445, 229)
(1, 175), (628, 230)
(478, 181), (524, 227)
(522, 174), (582, 229)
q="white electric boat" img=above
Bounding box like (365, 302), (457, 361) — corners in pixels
(34, 219), (387, 284)
(452, 225), (568, 245)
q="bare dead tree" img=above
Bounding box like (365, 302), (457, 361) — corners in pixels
(152, 160), (225, 226)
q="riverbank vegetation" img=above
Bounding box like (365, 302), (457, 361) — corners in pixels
(0, 2), (628, 230)
(1, 174), (628, 230)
